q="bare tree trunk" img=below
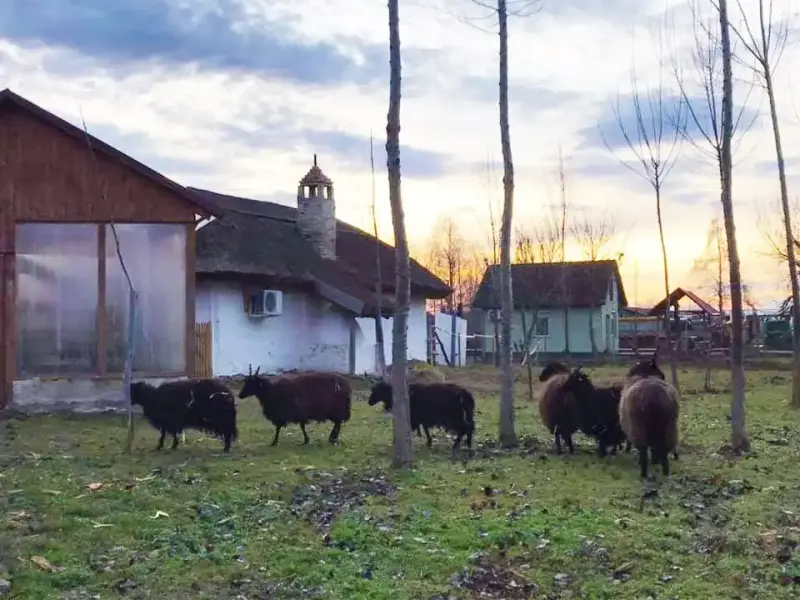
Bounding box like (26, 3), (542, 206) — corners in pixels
(655, 184), (679, 389)
(764, 70), (800, 405)
(557, 146), (570, 356)
(718, 0), (749, 452)
(386, 0), (412, 467)
(370, 133), (386, 376)
(521, 311), (534, 403)
(497, 0), (517, 448)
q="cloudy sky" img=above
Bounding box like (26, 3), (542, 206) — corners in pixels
(0, 0), (798, 308)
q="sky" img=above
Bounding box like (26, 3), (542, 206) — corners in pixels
(1, 0), (798, 309)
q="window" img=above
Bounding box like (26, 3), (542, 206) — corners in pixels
(16, 224), (99, 375)
(105, 224), (187, 373)
(535, 316), (549, 336)
(15, 222), (187, 378)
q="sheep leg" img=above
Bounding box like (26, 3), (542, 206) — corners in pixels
(564, 433), (575, 454)
(637, 445), (650, 479)
(299, 423), (310, 445)
(222, 434), (232, 452)
(597, 439), (608, 457)
(423, 426), (433, 447)
(171, 432), (182, 449)
(451, 433), (464, 459)
(328, 421), (341, 444)
(553, 430), (563, 454)
(661, 452), (670, 477)
(270, 425), (283, 446)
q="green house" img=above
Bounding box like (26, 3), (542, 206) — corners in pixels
(470, 260), (628, 357)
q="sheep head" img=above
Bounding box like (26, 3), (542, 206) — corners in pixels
(626, 356), (665, 380)
(538, 361), (570, 382)
(367, 380), (393, 411)
(239, 364), (265, 399)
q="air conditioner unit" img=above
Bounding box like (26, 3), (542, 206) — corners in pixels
(248, 289), (283, 317)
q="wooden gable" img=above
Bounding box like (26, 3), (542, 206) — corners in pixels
(0, 95), (211, 223)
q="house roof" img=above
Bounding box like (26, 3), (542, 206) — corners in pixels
(471, 260), (628, 309)
(0, 88), (221, 219)
(649, 287), (719, 316)
(190, 188), (451, 316)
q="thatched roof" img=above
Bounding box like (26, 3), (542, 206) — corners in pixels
(471, 260), (627, 309)
(191, 188), (451, 317)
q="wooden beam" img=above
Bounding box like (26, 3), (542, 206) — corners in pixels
(96, 224), (106, 375)
(185, 223), (196, 378)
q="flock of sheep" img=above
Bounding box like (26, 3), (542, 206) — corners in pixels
(129, 356), (680, 479)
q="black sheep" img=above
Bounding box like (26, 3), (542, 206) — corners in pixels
(367, 380), (475, 457)
(559, 368), (627, 457)
(130, 379), (238, 452)
(238, 366), (351, 446)
(627, 356), (666, 380)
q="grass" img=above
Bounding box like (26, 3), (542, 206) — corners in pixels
(1, 364), (799, 599)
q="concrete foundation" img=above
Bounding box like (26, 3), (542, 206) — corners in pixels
(9, 376), (186, 414)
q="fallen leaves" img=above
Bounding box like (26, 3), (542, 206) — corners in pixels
(30, 556), (63, 573)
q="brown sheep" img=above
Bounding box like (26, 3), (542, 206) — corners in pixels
(619, 377), (680, 478)
(537, 366), (581, 454)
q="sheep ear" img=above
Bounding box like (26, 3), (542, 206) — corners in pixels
(248, 363), (252, 376)
(254, 366), (261, 376)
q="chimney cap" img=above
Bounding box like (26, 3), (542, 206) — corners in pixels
(300, 154), (332, 185)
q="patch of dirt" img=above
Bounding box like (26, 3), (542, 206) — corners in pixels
(288, 470), (396, 531)
(672, 474), (756, 555)
(449, 553), (539, 599)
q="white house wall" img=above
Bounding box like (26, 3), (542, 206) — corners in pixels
(354, 298), (428, 374)
(196, 281), (350, 375)
(196, 281), (429, 376)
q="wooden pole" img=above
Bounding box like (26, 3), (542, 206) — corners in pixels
(123, 288), (137, 454)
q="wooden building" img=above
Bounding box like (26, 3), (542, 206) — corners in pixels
(0, 89), (218, 411)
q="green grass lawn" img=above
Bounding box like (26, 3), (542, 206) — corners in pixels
(1, 365), (799, 599)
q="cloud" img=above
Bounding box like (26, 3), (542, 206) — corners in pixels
(582, 93), (761, 152)
(311, 130), (454, 179)
(0, 0), (385, 86)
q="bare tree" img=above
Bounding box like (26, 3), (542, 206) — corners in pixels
(515, 210), (562, 264)
(451, 0), (543, 447)
(600, 28), (685, 390)
(426, 216), (466, 309)
(691, 216), (728, 390)
(484, 155), (502, 365)
(675, 0), (751, 451)
(691, 217), (729, 315)
(719, 0), (750, 452)
(495, 0), (518, 448)
(555, 147), (571, 355)
(386, 0), (413, 468)
(369, 132), (386, 377)
(726, 0), (800, 406)
(570, 209), (620, 261)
